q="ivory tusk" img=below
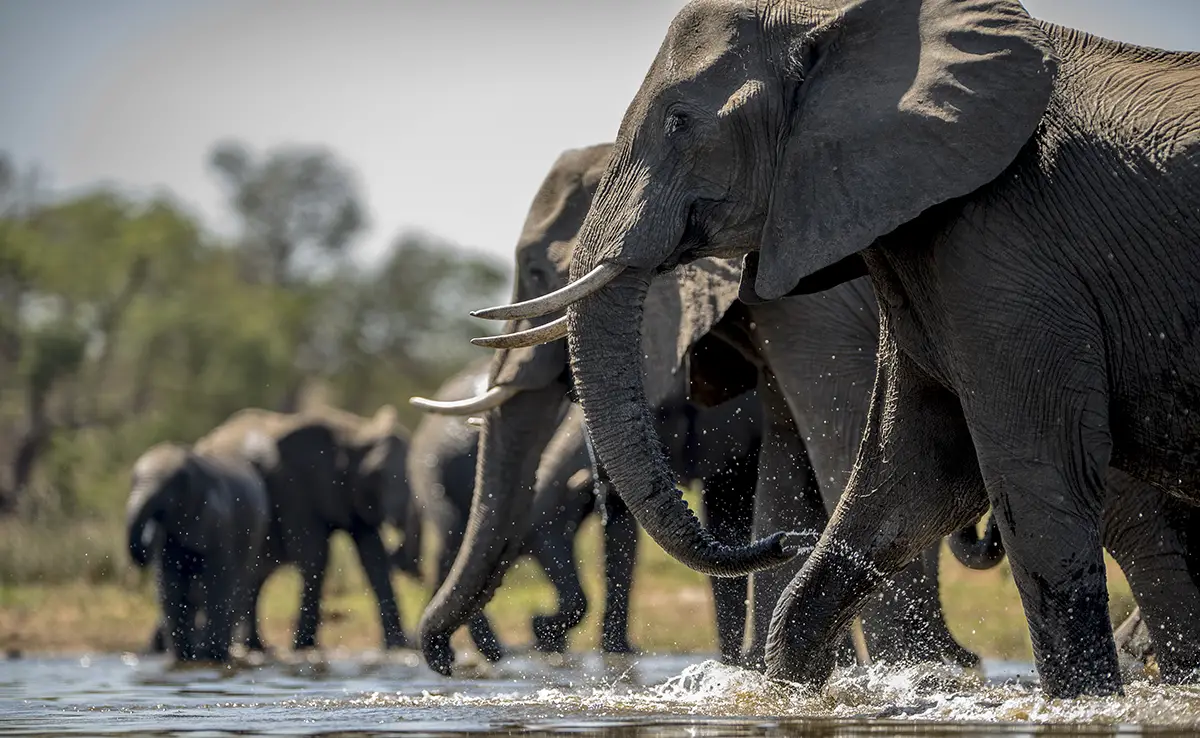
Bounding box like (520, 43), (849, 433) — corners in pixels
(470, 315), (569, 349)
(408, 386), (519, 416)
(471, 263), (624, 321)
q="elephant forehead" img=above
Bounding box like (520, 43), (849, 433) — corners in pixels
(664, 0), (749, 75)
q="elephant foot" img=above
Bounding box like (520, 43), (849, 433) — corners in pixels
(532, 615), (569, 653)
(421, 632), (455, 676)
(476, 637), (504, 664)
(198, 647), (233, 664)
(293, 638), (318, 652)
(384, 629), (410, 651)
(146, 626), (168, 655)
(740, 651), (767, 673)
(941, 640), (982, 670)
(601, 634), (638, 655)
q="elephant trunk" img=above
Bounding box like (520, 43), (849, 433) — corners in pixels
(948, 515), (1005, 570)
(566, 269), (796, 577)
(418, 384), (565, 675)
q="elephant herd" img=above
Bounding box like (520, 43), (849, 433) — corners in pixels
(128, 0), (1200, 701)
(412, 0), (1200, 701)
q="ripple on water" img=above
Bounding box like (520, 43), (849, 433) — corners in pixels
(4, 653), (1200, 735)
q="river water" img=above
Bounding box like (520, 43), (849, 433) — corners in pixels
(2, 650), (1198, 736)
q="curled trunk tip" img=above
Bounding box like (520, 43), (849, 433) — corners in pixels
(948, 516), (1005, 570)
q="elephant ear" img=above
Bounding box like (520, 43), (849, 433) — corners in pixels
(349, 406), (402, 528)
(748, 0), (1056, 301)
(641, 256), (744, 408)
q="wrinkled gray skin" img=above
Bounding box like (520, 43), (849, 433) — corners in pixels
(405, 365), (509, 663)
(193, 406), (410, 651)
(420, 143), (982, 674)
(412, 359), (760, 670)
(128, 442), (270, 662)
(556, 0), (1200, 697)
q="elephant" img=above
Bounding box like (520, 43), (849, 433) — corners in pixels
(193, 404), (411, 652)
(472, 0), (1200, 697)
(415, 142), (983, 675)
(127, 442), (270, 662)
(409, 356), (761, 668)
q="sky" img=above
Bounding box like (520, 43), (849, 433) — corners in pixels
(1, 0), (1198, 266)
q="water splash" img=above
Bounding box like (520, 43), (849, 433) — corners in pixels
(7, 653), (1200, 734)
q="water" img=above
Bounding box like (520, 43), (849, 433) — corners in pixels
(2, 651), (1199, 736)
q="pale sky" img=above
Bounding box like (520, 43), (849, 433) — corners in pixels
(2, 1), (1198, 265)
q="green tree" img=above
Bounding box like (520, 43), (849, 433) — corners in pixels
(209, 140), (365, 286)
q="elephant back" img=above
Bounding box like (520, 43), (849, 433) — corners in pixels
(310, 404), (409, 530)
(271, 421), (354, 531)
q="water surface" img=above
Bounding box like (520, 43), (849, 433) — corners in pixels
(2, 651), (1198, 736)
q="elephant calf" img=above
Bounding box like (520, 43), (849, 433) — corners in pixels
(127, 442), (270, 663)
(194, 405), (411, 652)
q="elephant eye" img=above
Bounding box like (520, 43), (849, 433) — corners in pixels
(664, 111), (690, 137)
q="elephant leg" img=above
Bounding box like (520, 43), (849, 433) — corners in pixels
(199, 555), (235, 663)
(436, 526), (503, 663)
(962, 357), (1119, 697)
(601, 491), (639, 654)
(701, 457), (755, 664)
(350, 524), (408, 650)
(1102, 469), (1200, 682)
(529, 508), (589, 653)
(147, 621), (168, 654)
(765, 342), (988, 689)
(858, 545), (980, 668)
(242, 571), (269, 652)
(293, 537), (329, 651)
(159, 546), (197, 661)
(743, 370), (838, 672)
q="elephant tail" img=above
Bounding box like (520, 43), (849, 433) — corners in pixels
(127, 489), (164, 568)
(947, 515), (1005, 570)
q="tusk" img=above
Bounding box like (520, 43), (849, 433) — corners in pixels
(408, 386), (519, 416)
(471, 263), (624, 321)
(470, 315), (568, 349)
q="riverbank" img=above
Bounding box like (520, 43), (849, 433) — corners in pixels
(0, 515), (1135, 660)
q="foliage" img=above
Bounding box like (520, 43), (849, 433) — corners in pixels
(0, 145), (508, 524)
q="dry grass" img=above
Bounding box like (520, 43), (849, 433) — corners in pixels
(0, 512), (1137, 662)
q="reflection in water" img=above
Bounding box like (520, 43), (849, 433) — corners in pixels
(0, 651), (1197, 736)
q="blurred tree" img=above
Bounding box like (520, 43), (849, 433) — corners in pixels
(0, 143), (511, 520)
(209, 140), (368, 410)
(0, 186), (201, 513)
(318, 231), (508, 424)
(208, 140), (365, 286)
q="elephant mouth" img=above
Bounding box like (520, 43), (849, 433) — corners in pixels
(670, 199), (745, 266)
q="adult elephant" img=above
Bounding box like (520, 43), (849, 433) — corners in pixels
(195, 405), (410, 651)
(474, 0), (1200, 697)
(128, 442), (270, 662)
(410, 357), (760, 668)
(415, 143), (980, 674)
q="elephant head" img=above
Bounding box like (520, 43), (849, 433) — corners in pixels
(327, 404), (409, 531)
(476, 0), (1055, 577)
(411, 143), (758, 674)
(127, 442), (221, 566)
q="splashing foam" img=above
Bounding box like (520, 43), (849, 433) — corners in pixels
(284, 660), (1200, 726)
